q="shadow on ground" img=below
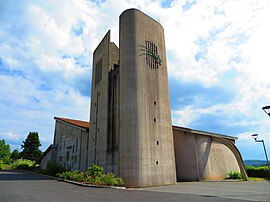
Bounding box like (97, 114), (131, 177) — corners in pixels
(0, 170), (51, 181)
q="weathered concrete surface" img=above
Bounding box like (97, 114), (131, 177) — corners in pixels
(119, 8), (176, 187)
(173, 127), (246, 181)
(53, 119), (89, 171)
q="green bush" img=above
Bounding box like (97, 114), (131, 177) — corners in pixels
(86, 164), (103, 177)
(58, 170), (84, 181)
(100, 173), (124, 186)
(245, 165), (269, 177)
(0, 159), (3, 170)
(227, 171), (243, 179)
(11, 159), (35, 170)
(58, 165), (124, 186)
(44, 160), (65, 176)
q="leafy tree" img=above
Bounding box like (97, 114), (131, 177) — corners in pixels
(10, 149), (20, 160)
(0, 139), (11, 163)
(21, 132), (42, 161)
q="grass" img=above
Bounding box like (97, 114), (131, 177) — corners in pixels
(248, 177), (270, 181)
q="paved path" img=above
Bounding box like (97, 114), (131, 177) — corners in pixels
(142, 181), (270, 201)
(0, 170), (264, 202)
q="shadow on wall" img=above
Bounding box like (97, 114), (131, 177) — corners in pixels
(196, 135), (211, 180)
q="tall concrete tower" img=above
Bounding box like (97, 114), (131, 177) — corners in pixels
(88, 31), (119, 173)
(119, 9), (176, 187)
(88, 8), (176, 187)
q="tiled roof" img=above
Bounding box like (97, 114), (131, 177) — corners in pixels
(54, 117), (89, 130)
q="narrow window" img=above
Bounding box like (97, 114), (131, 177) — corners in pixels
(75, 139), (78, 153)
(154, 101), (157, 105)
(154, 118), (156, 122)
(157, 141), (159, 145)
(156, 161), (159, 165)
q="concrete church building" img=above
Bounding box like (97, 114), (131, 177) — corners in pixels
(40, 9), (247, 187)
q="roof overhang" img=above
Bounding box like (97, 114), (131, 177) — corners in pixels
(172, 125), (238, 140)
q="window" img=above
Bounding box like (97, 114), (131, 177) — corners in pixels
(59, 156), (62, 162)
(75, 139), (78, 153)
(157, 141), (159, 145)
(67, 146), (72, 150)
(66, 151), (70, 161)
(95, 58), (103, 84)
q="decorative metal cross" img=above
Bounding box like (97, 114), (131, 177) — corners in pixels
(138, 44), (162, 65)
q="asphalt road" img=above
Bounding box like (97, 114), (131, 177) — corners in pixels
(0, 170), (264, 202)
(142, 181), (270, 201)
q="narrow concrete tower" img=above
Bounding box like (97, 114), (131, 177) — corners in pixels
(119, 9), (176, 187)
(88, 31), (119, 173)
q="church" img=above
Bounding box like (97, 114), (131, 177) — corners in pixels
(39, 9), (247, 188)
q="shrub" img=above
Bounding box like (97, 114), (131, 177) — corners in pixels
(86, 164), (103, 177)
(11, 159), (35, 170)
(58, 170), (84, 181)
(44, 160), (65, 176)
(245, 165), (269, 177)
(57, 165), (124, 186)
(227, 171), (243, 179)
(100, 173), (124, 186)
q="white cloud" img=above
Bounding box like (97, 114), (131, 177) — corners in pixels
(0, 0), (270, 160)
(0, 131), (21, 142)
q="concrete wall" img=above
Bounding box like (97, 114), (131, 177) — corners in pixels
(173, 128), (241, 181)
(55, 121), (88, 171)
(88, 31), (120, 173)
(88, 31), (110, 169)
(119, 9), (176, 187)
(40, 149), (53, 170)
(40, 146), (58, 170)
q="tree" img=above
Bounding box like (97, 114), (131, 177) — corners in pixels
(10, 149), (20, 160)
(0, 139), (11, 163)
(21, 132), (42, 161)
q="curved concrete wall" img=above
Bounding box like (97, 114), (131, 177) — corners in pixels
(173, 129), (245, 181)
(119, 9), (176, 187)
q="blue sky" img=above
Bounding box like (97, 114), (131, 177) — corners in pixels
(1, 0), (270, 160)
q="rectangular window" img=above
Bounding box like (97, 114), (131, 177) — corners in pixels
(66, 151), (70, 161)
(75, 139), (78, 153)
(59, 156), (62, 162)
(95, 58), (103, 84)
(67, 146), (72, 150)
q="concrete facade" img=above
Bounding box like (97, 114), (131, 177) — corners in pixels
(53, 117), (89, 171)
(118, 9), (176, 187)
(173, 126), (247, 181)
(40, 8), (247, 188)
(88, 30), (120, 174)
(39, 144), (58, 170)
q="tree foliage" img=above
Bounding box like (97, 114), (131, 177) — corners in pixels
(21, 132), (42, 161)
(0, 139), (11, 163)
(11, 149), (20, 160)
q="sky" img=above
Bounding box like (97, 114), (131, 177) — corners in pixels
(1, 0), (270, 161)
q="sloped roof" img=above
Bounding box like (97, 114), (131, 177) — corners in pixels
(54, 117), (89, 130)
(172, 125), (237, 140)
